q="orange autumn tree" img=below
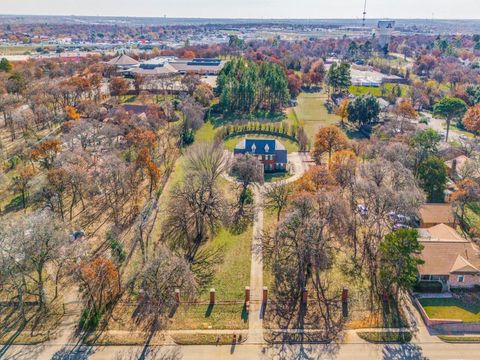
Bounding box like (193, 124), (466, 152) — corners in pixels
(136, 147), (161, 195)
(295, 165), (335, 193)
(463, 104), (480, 137)
(335, 98), (350, 125)
(329, 149), (358, 188)
(77, 257), (120, 329)
(12, 164), (36, 209)
(31, 139), (62, 169)
(125, 128), (157, 151)
(65, 105), (80, 120)
(394, 99), (417, 133)
(312, 126), (348, 164)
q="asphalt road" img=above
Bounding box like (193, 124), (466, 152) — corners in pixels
(3, 341), (480, 360)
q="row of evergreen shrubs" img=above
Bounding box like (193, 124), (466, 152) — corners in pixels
(217, 122), (299, 142)
(413, 281), (443, 293)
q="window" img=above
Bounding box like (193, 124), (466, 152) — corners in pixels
(458, 275), (465, 283)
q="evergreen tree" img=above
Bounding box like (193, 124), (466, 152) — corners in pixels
(347, 94), (380, 126)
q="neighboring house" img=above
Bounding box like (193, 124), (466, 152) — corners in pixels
(417, 224), (480, 291)
(445, 155), (470, 179)
(234, 139), (287, 172)
(120, 104), (149, 116)
(418, 203), (455, 228)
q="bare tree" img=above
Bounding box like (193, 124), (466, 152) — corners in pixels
(230, 154), (264, 219)
(133, 244), (197, 331)
(0, 211), (72, 310)
(163, 144), (226, 261)
(264, 183), (293, 222)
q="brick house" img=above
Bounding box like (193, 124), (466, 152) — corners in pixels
(417, 224), (480, 291)
(234, 139), (288, 172)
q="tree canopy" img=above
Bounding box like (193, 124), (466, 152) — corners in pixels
(417, 156), (447, 203)
(347, 94), (380, 126)
(217, 57), (289, 115)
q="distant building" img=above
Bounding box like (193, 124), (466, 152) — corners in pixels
(119, 57), (225, 78)
(106, 54), (140, 69)
(124, 63), (178, 77)
(170, 58), (225, 75)
(234, 139), (287, 172)
(376, 20), (395, 48)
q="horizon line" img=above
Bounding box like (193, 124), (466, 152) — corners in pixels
(1, 13), (480, 21)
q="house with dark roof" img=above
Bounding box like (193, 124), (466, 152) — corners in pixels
(417, 224), (480, 291)
(234, 139), (287, 172)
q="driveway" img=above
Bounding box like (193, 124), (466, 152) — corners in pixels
(420, 112), (465, 142)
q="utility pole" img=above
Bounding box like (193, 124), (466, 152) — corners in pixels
(362, 0), (367, 27)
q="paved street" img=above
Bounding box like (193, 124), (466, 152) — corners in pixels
(3, 341), (480, 360)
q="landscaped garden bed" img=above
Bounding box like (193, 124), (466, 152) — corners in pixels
(172, 333), (247, 345)
(357, 331), (412, 343)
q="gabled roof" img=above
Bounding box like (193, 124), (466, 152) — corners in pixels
(107, 54), (139, 66)
(419, 203), (454, 225)
(450, 255), (480, 273)
(445, 155), (470, 170)
(419, 223), (466, 243)
(418, 224), (480, 275)
(127, 63), (177, 76)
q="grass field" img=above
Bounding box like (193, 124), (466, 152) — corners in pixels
(419, 298), (480, 322)
(288, 92), (340, 140)
(438, 335), (480, 343)
(171, 304), (248, 330)
(0, 45), (35, 55)
(172, 332), (247, 345)
(195, 121), (216, 143)
(349, 84), (409, 98)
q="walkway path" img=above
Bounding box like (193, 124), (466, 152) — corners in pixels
(246, 151), (310, 344)
(247, 187), (265, 344)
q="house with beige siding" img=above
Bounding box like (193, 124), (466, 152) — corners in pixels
(417, 224), (480, 291)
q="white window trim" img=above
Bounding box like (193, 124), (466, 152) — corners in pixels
(458, 275), (465, 283)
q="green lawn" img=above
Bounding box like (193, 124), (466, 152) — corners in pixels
(195, 121), (216, 143)
(172, 333), (247, 345)
(171, 304), (248, 330)
(224, 135), (299, 153)
(349, 84), (409, 98)
(289, 92), (340, 140)
(199, 226), (252, 301)
(464, 202), (480, 234)
(264, 172), (292, 183)
(419, 298), (480, 322)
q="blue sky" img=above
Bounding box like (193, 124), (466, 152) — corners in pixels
(0, 0), (479, 19)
